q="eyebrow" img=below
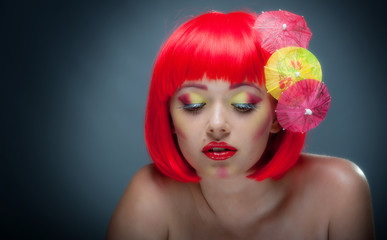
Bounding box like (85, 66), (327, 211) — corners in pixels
(179, 83), (208, 90)
(179, 82), (264, 93)
(229, 82), (264, 93)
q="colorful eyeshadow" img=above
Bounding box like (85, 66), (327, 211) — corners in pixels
(230, 92), (262, 104)
(178, 92), (206, 104)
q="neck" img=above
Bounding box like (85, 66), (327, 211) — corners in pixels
(190, 173), (290, 230)
(200, 173), (269, 197)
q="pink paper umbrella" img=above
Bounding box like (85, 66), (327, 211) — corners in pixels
(254, 10), (312, 54)
(276, 79), (331, 132)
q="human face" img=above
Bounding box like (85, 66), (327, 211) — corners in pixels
(169, 79), (279, 179)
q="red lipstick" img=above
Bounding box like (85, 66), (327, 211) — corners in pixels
(202, 142), (237, 161)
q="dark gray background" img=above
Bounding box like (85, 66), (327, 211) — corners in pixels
(2, 0), (386, 239)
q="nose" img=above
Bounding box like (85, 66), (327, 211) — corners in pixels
(206, 103), (230, 140)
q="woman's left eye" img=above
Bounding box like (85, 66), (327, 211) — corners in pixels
(231, 103), (257, 112)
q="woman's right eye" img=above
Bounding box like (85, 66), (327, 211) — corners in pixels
(177, 93), (206, 114)
(181, 103), (206, 113)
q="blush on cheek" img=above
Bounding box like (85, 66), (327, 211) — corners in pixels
(174, 126), (187, 140)
(254, 116), (272, 140)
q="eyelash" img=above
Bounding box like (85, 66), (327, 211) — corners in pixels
(181, 103), (206, 113)
(181, 103), (257, 113)
(231, 103), (257, 113)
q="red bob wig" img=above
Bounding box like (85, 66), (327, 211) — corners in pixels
(145, 11), (305, 182)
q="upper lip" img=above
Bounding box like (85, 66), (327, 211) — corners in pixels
(202, 141), (237, 152)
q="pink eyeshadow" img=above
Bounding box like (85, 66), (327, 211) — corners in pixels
(178, 94), (191, 104)
(247, 92), (262, 104)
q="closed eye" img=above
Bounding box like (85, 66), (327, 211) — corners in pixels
(231, 103), (257, 113)
(180, 103), (206, 113)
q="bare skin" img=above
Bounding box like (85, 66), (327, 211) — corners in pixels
(107, 154), (374, 240)
(107, 80), (374, 239)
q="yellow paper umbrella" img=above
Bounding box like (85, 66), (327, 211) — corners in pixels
(264, 46), (322, 99)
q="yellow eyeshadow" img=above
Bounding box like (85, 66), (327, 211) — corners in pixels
(188, 92), (206, 104)
(230, 92), (249, 104)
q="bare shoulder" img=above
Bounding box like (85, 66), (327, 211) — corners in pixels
(293, 153), (371, 206)
(296, 153), (369, 187)
(294, 153), (375, 239)
(106, 164), (174, 240)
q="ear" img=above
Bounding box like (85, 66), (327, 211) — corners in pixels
(268, 95), (281, 133)
(270, 116), (282, 133)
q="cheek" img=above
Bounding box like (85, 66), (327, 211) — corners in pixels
(171, 113), (188, 140)
(174, 125), (187, 140)
(171, 110), (200, 141)
(253, 115), (272, 141)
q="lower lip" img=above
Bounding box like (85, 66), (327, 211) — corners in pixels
(203, 151), (236, 161)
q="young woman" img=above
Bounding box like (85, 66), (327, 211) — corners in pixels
(107, 10), (374, 239)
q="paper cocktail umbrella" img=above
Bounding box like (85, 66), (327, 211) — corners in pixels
(276, 79), (331, 132)
(254, 10), (312, 54)
(265, 46), (322, 100)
